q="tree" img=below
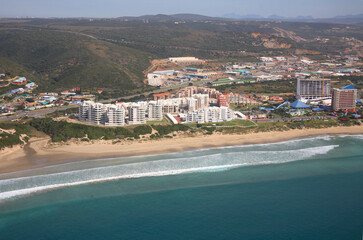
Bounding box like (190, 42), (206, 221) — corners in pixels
(16, 105), (25, 111)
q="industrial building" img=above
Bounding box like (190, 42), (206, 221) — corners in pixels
(168, 57), (205, 65)
(147, 70), (178, 86)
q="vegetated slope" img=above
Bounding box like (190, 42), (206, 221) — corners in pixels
(35, 18), (362, 58)
(78, 20), (297, 58)
(0, 18), (361, 92)
(0, 29), (152, 92)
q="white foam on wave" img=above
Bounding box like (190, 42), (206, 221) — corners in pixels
(0, 134), (341, 179)
(0, 145), (338, 203)
(192, 134), (335, 152)
(337, 134), (363, 140)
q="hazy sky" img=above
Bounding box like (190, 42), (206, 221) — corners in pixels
(0, 0), (362, 18)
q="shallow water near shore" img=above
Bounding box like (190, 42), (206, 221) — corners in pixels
(0, 135), (362, 239)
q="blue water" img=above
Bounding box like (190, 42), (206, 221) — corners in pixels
(0, 135), (362, 239)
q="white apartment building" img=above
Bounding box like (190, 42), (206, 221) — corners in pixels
(105, 105), (126, 126)
(175, 86), (220, 99)
(89, 103), (104, 125)
(156, 94), (209, 114)
(147, 102), (163, 121)
(79, 101), (125, 126)
(79, 101), (92, 121)
(128, 104), (146, 125)
(186, 107), (236, 124)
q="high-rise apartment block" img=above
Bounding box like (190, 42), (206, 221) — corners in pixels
(332, 85), (357, 111)
(297, 78), (331, 102)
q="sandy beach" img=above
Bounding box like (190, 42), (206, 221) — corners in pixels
(1, 125), (363, 174)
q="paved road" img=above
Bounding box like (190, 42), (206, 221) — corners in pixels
(0, 105), (79, 122)
(0, 84), (190, 122)
(252, 116), (335, 123)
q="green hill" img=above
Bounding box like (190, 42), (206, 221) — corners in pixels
(0, 29), (152, 92)
(0, 18), (361, 93)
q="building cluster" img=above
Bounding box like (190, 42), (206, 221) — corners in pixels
(146, 55), (362, 89)
(1, 77), (37, 99)
(77, 85), (263, 126)
(221, 55), (362, 85)
(296, 77), (359, 111)
(0, 80), (96, 114)
(173, 86), (261, 106)
(147, 57), (219, 87)
(78, 93), (230, 126)
(79, 101), (149, 126)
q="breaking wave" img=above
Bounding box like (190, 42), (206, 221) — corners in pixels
(0, 145), (338, 202)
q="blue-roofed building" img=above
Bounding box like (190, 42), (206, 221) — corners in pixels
(290, 100), (310, 109)
(12, 77), (27, 85)
(259, 106), (275, 111)
(182, 68), (199, 72)
(25, 82), (36, 89)
(340, 84), (355, 90)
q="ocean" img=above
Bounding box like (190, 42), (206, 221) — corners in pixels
(0, 135), (362, 240)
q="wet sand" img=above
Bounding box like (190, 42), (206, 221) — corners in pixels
(1, 125), (363, 174)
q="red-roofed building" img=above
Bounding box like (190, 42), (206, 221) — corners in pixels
(269, 96), (284, 103)
(71, 87), (80, 92)
(153, 92), (171, 101)
(217, 93), (229, 107)
(12, 77), (27, 85)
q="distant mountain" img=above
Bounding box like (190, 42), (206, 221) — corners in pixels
(118, 14), (222, 22)
(171, 14), (223, 21)
(222, 12), (363, 25)
(299, 14), (363, 25)
(295, 16), (314, 20)
(116, 13), (363, 25)
(268, 15), (286, 19)
(223, 13), (263, 19)
(334, 13), (363, 19)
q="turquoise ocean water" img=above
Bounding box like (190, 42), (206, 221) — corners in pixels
(0, 135), (362, 239)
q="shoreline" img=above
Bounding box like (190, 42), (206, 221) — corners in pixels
(1, 125), (363, 174)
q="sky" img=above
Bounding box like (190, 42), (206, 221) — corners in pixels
(0, 0), (362, 18)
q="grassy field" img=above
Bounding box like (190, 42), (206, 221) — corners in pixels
(146, 118), (170, 125)
(186, 119), (257, 128)
(1, 116), (361, 149)
(215, 79), (297, 95)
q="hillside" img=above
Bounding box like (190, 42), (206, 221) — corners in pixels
(0, 28), (152, 92)
(0, 17), (362, 92)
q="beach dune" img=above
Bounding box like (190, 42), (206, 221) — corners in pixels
(1, 125), (363, 174)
